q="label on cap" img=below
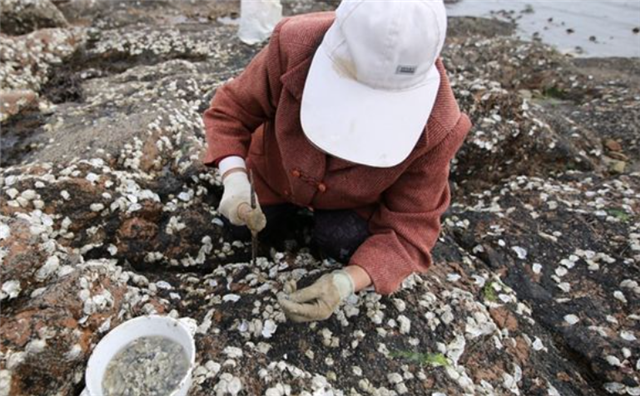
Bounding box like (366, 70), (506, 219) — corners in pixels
(396, 65), (417, 75)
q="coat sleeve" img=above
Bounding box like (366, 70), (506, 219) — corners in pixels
(201, 25), (284, 167)
(349, 114), (472, 295)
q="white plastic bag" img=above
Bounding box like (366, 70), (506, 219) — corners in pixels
(238, 0), (283, 45)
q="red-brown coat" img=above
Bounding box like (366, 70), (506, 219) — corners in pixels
(202, 12), (472, 294)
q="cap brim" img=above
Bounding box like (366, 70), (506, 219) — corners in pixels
(301, 46), (441, 168)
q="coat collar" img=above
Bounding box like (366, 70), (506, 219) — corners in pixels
(281, 56), (361, 173)
(280, 55), (314, 102)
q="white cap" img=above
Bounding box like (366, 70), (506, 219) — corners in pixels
(301, 0), (447, 168)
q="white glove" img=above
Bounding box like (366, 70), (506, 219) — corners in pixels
(219, 171), (267, 233)
(219, 172), (252, 226)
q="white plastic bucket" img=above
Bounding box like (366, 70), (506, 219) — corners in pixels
(238, 0), (282, 45)
(81, 315), (196, 396)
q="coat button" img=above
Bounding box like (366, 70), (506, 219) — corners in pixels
(317, 183), (327, 193)
(291, 169), (301, 178)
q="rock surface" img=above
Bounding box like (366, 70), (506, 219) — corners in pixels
(0, 0), (69, 35)
(1, 1), (639, 396)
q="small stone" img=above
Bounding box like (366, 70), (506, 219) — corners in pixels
(604, 139), (622, 152)
(609, 161), (626, 174)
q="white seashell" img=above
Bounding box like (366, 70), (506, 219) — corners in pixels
(57, 265), (75, 278)
(86, 173), (100, 183)
(613, 291), (627, 304)
(20, 189), (37, 200)
(36, 256), (60, 281)
(6, 351), (26, 369)
(0, 223), (9, 240)
(223, 346), (243, 358)
(262, 319), (277, 339)
(1, 280), (21, 300)
(387, 373), (403, 384)
(620, 330), (636, 341)
(564, 314), (580, 325)
(64, 344), (83, 360)
(25, 339), (47, 355)
(604, 382), (626, 394)
(447, 273), (461, 282)
(223, 294), (241, 302)
(606, 355), (621, 366)
(6, 188), (19, 199)
(397, 315), (411, 334)
(512, 246), (527, 259)
(532, 337), (544, 351)
(98, 318), (112, 333)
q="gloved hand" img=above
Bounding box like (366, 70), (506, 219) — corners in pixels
(219, 171), (266, 233)
(277, 270), (355, 322)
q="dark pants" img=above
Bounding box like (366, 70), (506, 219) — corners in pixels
(222, 204), (370, 262)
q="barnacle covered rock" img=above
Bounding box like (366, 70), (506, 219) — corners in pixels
(1, 1), (639, 395)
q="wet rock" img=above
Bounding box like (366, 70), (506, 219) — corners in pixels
(0, 259), (165, 395)
(447, 172), (640, 393)
(0, 90), (38, 122)
(605, 139), (623, 153)
(610, 160), (627, 174)
(0, 27), (85, 100)
(0, 0), (69, 35)
(0, 3), (639, 396)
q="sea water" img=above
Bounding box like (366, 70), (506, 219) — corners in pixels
(446, 0), (640, 57)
